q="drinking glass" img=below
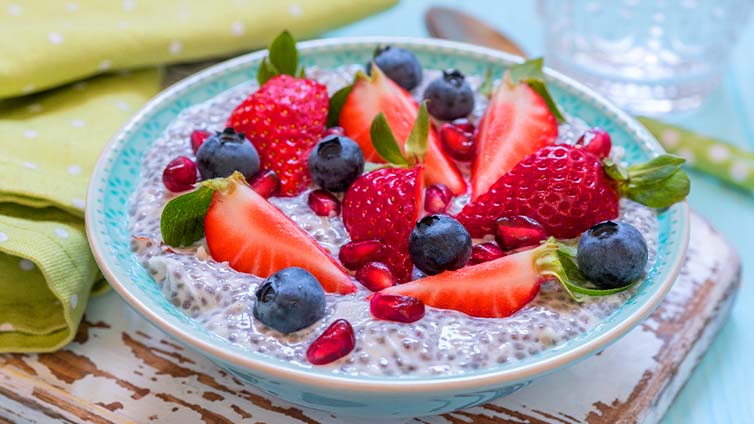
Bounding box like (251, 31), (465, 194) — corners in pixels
(539, 0), (753, 114)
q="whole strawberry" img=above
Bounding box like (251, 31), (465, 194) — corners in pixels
(226, 31), (329, 196)
(458, 144), (690, 239)
(342, 166), (423, 283)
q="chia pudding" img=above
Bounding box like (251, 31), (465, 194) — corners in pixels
(128, 65), (659, 377)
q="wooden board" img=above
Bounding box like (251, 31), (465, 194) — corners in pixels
(0, 211), (740, 424)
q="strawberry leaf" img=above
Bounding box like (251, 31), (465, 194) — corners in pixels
(256, 30), (299, 85)
(618, 154), (690, 208)
(160, 186), (214, 247)
(327, 84), (353, 127)
(507, 58), (566, 123)
(370, 113), (409, 166)
(478, 67), (494, 98)
(405, 102), (430, 162)
(257, 57), (279, 85)
(603, 158), (629, 181)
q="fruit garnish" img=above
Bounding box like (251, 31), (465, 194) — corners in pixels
(306, 319), (356, 365)
(422, 69), (474, 121)
(247, 169), (280, 198)
(338, 240), (386, 270)
(472, 59), (559, 199)
(307, 189), (341, 218)
(355, 262), (397, 292)
(162, 156), (197, 193)
(577, 221), (648, 289)
(338, 63), (466, 194)
(369, 293), (425, 323)
(577, 127), (612, 159)
(439, 120), (475, 162)
(457, 144), (690, 239)
(366, 45), (423, 91)
(383, 239), (638, 318)
(408, 215), (472, 275)
(190, 129), (210, 154)
(424, 183), (453, 213)
(468, 242), (506, 265)
(227, 31), (328, 196)
(160, 185), (214, 247)
(253, 267), (326, 334)
(494, 215), (548, 250)
(196, 127), (260, 180)
(308, 135), (365, 192)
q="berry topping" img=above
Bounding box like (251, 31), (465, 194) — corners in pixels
(162, 156), (197, 192)
(339, 63), (466, 194)
(307, 189), (341, 218)
(190, 129), (210, 154)
(227, 75), (328, 196)
(366, 45), (422, 91)
(308, 135), (365, 192)
(468, 242), (506, 265)
(323, 126), (345, 137)
(252, 267), (326, 334)
(494, 215), (548, 250)
(204, 174), (356, 294)
(196, 128), (260, 180)
(424, 183), (453, 214)
(338, 240), (385, 270)
(306, 319), (356, 365)
(355, 262), (397, 292)
(423, 69), (475, 121)
(247, 169), (280, 198)
(342, 166), (423, 282)
(577, 221), (648, 289)
(472, 73), (558, 199)
(408, 214), (472, 275)
(439, 119), (476, 162)
(369, 293), (425, 323)
(577, 127), (612, 159)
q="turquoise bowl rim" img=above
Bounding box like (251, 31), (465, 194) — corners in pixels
(86, 37), (689, 393)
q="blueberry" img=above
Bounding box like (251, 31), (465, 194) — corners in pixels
(308, 135), (365, 192)
(196, 127), (260, 180)
(252, 267), (326, 334)
(577, 221), (648, 289)
(409, 215), (472, 275)
(366, 46), (423, 91)
(423, 69), (474, 121)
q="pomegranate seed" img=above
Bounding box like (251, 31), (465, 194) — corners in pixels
(306, 319), (355, 365)
(469, 242), (506, 265)
(495, 215), (548, 250)
(190, 129), (211, 154)
(338, 240), (385, 270)
(308, 189), (341, 217)
(577, 127), (612, 159)
(162, 156), (197, 192)
(323, 126), (345, 137)
(424, 183), (454, 213)
(439, 120), (475, 162)
(355, 262), (396, 292)
(248, 169), (279, 198)
(370, 293), (425, 323)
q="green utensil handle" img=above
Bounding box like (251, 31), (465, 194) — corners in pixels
(638, 117), (754, 193)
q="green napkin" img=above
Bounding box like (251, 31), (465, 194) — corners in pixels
(0, 0), (396, 352)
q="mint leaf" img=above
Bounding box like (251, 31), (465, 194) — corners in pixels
(506, 58), (565, 123)
(478, 67), (494, 97)
(327, 84), (353, 127)
(370, 113), (409, 166)
(626, 154), (685, 185)
(625, 168), (690, 208)
(257, 57), (279, 85)
(160, 186), (214, 247)
(268, 30), (298, 76)
(405, 102), (430, 162)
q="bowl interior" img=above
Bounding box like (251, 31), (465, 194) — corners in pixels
(87, 38), (688, 386)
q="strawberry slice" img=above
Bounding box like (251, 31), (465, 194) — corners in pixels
(342, 166), (423, 283)
(205, 175), (356, 294)
(471, 79), (558, 200)
(339, 65), (466, 195)
(382, 242), (559, 318)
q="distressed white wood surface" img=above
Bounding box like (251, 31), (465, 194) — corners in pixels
(0, 211), (740, 424)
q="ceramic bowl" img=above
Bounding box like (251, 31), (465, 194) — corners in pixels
(86, 37), (689, 418)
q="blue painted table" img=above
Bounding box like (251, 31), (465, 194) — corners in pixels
(328, 2), (754, 423)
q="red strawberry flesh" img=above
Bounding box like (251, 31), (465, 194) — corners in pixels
(356, 262), (397, 292)
(338, 240), (386, 270)
(494, 215), (548, 250)
(370, 293), (425, 323)
(306, 319), (355, 365)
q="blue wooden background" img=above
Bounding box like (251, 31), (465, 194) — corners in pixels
(327, 1), (754, 423)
